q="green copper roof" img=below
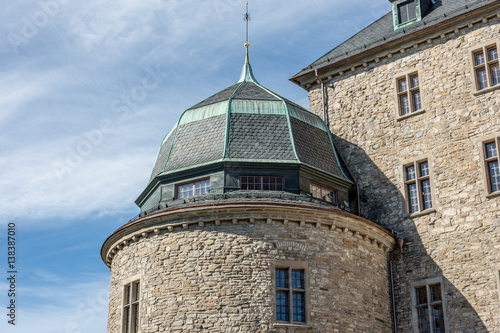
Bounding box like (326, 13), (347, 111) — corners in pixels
(149, 48), (351, 184)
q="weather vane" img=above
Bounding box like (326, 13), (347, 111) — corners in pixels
(244, 2), (250, 47)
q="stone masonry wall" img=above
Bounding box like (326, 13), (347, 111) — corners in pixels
(107, 208), (393, 332)
(308, 19), (500, 332)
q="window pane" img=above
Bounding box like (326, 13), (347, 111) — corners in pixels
(292, 292), (305, 322)
(409, 183), (419, 213)
(400, 95), (410, 115)
(398, 1), (416, 24)
(488, 47), (498, 61)
(276, 268), (288, 288)
(475, 52), (485, 66)
(418, 307), (431, 333)
(422, 180), (433, 210)
(419, 162), (429, 177)
(491, 64), (500, 86)
(133, 282), (140, 302)
(433, 304), (445, 333)
(489, 160), (500, 193)
(125, 307), (131, 333)
(276, 291), (289, 321)
(406, 166), (416, 181)
(430, 284), (442, 302)
(410, 75), (419, 88)
(486, 142), (498, 158)
(291, 270), (304, 289)
(399, 79), (408, 92)
(124, 285), (130, 305)
(477, 68), (488, 90)
(132, 304), (139, 333)
(416, 287), (428, 305)
(413, 91), (422, 111)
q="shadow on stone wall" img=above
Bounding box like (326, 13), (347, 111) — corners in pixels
(330, 134), (488, 332)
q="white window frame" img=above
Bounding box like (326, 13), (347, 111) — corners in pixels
(410, 277), (449, 333)
(401, 156), (435, 216)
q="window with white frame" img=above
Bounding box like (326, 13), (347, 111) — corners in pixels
(412, 280), (446, 333)
(176, 178), (210, 199)
(404, 159), (433, 214)
(396, 72), (423, 117)
(123, 281), (140, 333)
(471, 42), (499, 92)
(275, 266), (307, 324)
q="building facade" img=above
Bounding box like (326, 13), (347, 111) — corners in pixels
(292, 0), (500, 332)
(102, 1), (500, 332)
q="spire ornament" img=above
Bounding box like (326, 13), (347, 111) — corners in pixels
(244, 2), (250, 64)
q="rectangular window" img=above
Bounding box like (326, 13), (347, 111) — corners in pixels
(240, 176), (284, 191)
(472, 43), (500, 92)
(176, 178), (210, 199)
(123, 281), (140, 333)
(275, 266), (307, 325)
(398, 0), (417, 24)
(404, 159), (433, 214)
(483, 139), (500, 194)
(413, 282), (446, 333)
(396, 72), (423, 118)
(310, 182), (338, 204)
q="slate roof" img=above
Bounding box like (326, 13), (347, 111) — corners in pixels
(293, 0), (498, 79)
(148, 54), (352, 184)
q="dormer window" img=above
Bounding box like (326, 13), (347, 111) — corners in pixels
(391, 0), (433, 30)
(397, 0), (417, 24)
(176, 178), (211, 199)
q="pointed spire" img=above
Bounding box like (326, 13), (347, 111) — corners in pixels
(237, 2), (258, 84)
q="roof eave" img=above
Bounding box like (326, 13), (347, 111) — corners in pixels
(290, 1), (500, 88)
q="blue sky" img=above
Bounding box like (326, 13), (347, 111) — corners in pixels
(0, 1), (391, 332)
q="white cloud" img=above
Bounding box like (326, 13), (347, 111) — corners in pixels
(0, 273), (109, 333)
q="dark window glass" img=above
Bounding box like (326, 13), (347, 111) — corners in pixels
(418, 307), (431, 333)
(491, 64), (500, 86)
(486, 142), (497, 158)
(400, 95), (410, 115)
(241, 176), (283, 191)
(291, 270), (304, 289)
(422, 180), (433, 210)
(488, 47), (498, 61)
(413, 91), (422, 110)
(489, 160), (500, 192)
(407, 166), (416, 181)
(475, 52), (485, 66)
(398, 0), (417, 24)
(416, 287), (427, 305)
(477, 68), (488, 89)
(419, 162), (429, 177)
(276, 269), (288, 288)
(276, 291), (289, 321)
(411, 75), (420, 88)
(292, 292), (305, 322)
(430, 284), (442, 302)
(433, 305), (445, 333)
(409, 183), (419, 213)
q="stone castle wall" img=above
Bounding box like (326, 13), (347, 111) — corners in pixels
(105, 203), (395, 332)
(308, 19), (500, 332)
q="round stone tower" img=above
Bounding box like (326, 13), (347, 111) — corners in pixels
(101, 47), (397, 332)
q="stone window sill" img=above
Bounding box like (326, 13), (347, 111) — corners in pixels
(407, 208), (436, 218)
(396, 109), (426, 121)
(473, 84), (500, 96)
(274, 323), (311, 329)
(486, 191), (500, 199)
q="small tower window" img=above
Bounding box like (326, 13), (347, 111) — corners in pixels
(240, 176), (284, 191)
(123, 281), (140, 333)
(310, 182), (338, 204)
(397, 0), (417, 24)
(176, 178), (211, 199)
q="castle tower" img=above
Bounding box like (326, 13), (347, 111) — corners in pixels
(101, 45), (397, 332)
(291, 0), (500, 331)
